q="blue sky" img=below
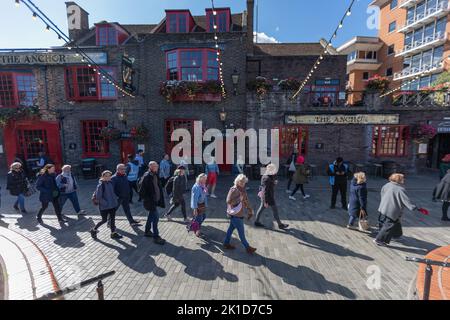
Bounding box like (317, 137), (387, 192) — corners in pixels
(0, 0), (378, 49)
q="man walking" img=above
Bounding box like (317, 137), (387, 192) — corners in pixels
(327, 157), (350, 210)
(111, 164), (141, 226)
(159, 154), (171, 190)
(126, 154), (140, 203)
(140, 161), (166, 245)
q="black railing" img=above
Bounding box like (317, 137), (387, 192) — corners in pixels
(406, 257), (450, 300)
(35, 270), (115, 300)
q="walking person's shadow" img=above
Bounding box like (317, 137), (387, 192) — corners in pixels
(200, 225), (356, 299)
(37, 216), (95, 248)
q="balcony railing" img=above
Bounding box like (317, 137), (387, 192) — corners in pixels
(393, 60), (444, 81)
(398, 1), (450, 33)
(347, 58), (379, 65)
(391, 90), (450, 107)
(396, 32), (447, 57)
(399, 0), (420, 9)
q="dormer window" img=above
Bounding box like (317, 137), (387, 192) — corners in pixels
(96, 23), (129, 46)
(166, 11), (191, 33)
(206, 8), (231, 32)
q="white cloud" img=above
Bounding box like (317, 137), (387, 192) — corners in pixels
(254, 32), (279, 44)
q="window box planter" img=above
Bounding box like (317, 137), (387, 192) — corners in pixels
(159, 80), (222, 103)
(172, 93), (222, 102)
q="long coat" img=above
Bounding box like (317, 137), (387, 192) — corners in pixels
(433, 172), (450, 202)
(36, 173), (59, 203)
(261, 175), (276, 206)
(292, 164), (308, 185)
(141, 171), (165, 212)
(348, 178), (368, 217)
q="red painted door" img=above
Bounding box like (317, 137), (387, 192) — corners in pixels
(275, 125), (309, 160)
(4, 120), (63, 171)
(120, 139), (135, 163)
(218, 138), (232, 173)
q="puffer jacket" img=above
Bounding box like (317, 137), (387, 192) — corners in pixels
(6, 170), (27, 196)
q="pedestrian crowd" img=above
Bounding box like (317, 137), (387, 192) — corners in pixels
(2, 149), (449, 254)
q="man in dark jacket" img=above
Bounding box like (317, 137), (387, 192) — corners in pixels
(327, 157), (350, 210)
(164, 165), (188, 222)
(433, 169), (450, 221)
(254, 164), (289, 230)
(111, 164), (141, 226)
(140, 161), (166, 244)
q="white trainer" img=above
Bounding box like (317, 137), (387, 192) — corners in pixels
(303, 195), (311, 199)
(289, 196), (296, 201)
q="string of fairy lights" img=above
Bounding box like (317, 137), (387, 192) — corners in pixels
(210, 0), (227, 99)
(379, 67), (438, 98)
(14, 0), (136, 98)
(291, 0), (356, 100)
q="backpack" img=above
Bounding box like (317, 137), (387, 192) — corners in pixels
(92, 183), (106, 206)
(165, 176), (175, 196)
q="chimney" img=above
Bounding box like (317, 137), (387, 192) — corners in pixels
(246, 0), (254, 55)
(65, 2), (89, 41)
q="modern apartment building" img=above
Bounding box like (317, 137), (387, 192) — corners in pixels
(340, 0), (450, 97)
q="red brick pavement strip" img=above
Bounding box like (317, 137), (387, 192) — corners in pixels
(0, 227), (59, 300)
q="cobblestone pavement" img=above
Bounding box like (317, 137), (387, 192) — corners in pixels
(0, 173), (448, 300)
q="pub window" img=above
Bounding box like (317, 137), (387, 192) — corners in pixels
(81, 120), (109, 157)
(372, 125), (409, 157)
(166, 12), (190, 33)
(275, 125), (308, 159)
(165, 119), (195, 156)
(166, 49), (219, 81)
(65, 66), (117, 101)
(0, 72), (37, 107)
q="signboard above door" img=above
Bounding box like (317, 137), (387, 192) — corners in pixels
(0, 52), (107, 66)
(285, 114), (400, 125)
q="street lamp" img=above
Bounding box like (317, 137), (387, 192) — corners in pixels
(118, 109), (128, 126)
(231, 68), (240, 96)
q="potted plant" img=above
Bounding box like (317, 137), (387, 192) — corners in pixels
(0, 105), (41, 127)
(159, 80), (222, 102)
(131, 124), (149, 141)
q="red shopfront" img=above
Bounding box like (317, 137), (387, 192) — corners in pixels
(3, 120), (63, 171)
(274, 125), (308, 160)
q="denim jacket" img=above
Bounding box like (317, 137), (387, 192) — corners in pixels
(191, 183), (208, 209)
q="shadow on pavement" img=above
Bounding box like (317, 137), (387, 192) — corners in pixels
(200, 225), (356, 299)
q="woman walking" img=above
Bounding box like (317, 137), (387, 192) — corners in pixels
(164, 166), (188, 222)
(6, 162), (29, 214)
(254, 164), (289, 230)
(433, 169), (450, 221)
(223, 174), (257, 254)
(286, 150), (298, 193)
(90, 171), (122, 239)
(36, 164), (66, 224)
(288, 155), (310, 201)
(189, 173), (208, 237)
(374, 173), (427, 246)
(205, 158), (219, 198)
(347, 172), (368, 229)
(56, 165), (86, 216)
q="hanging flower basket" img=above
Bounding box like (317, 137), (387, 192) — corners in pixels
(366, 75), (390, 93)
(411, 124), (437, 143)
(99, 126), (121, 141)
(278, 78), (301, 91)
(130, 124), (149, 141)
(0, 106), (41, 127)
(247, 76), (273, 99)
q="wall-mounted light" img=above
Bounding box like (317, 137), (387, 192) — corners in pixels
(231, 68), (240, 96)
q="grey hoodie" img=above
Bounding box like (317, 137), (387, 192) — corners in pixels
(95, 180), (119, 211)
(378, 182), (417, 221)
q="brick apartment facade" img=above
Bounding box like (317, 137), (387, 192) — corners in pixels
(0, 0), (448, 177)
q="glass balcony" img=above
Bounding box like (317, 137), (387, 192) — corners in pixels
(399, 0), (420, 9)
(393, 59), (444, 80)
(395, 32), (447, 57)
(398, 1), (450, 33)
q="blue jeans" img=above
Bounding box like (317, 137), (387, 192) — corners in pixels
(224, 216), (250, 249)
(145, 209), (159, 238)
(15, 194), (25, 211)
(59, 192), (81, 213)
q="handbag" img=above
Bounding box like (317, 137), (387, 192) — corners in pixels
(358, 209), (370, 232)
(24, 178), (37, 197)
(197, 202), (206, 215)
(227, 202), (243, 216)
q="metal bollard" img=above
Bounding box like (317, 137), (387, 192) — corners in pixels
(96, 280), (104, 300)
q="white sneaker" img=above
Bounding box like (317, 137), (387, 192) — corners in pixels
(211, 194), (217, 198)
(303, 195), (311, 199)
(289, 196), (296, 201)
